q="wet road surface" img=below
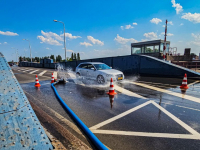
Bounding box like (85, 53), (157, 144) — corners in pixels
(13, 67), (200, 150)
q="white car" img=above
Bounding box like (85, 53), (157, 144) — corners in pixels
(75, 62), (124, 84)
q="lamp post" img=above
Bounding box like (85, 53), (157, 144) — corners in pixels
(22, 39), (32, 62)
(53, 20), (67, 61)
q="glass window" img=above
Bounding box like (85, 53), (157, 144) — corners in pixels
(87, 64), (95, 70)
(79, 64), (88, 69)
(155, 45), (159, 52)
(145, 46), (154, 53)
(132, 47), (142, 54)
(160, 43), (163, 52)
(93, 64), (111, 70)
(166, 43), (170, 53)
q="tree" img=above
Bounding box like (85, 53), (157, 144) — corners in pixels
(19, 56), (23, 62)
(71, 53), (74, 61)
(74, 53), (77, 60)
(77, 53), (80, 61)
(56, 55), (62, 62)
(50, 55), (55, 62)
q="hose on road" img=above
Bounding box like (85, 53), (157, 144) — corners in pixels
(51, 82), (108, 150)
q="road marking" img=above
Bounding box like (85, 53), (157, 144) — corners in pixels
(188, 81), (200, 86)
(38, 70), (47, 76)
(90, 101), (152, 130)
(30, 70), (38, 74)
(175, 105), (200, 112)
(22, 69), (34, 72)
(91, 130), (200, 140)
(131, 82), (200, 104)
(90, 100), (200, 140)
(151, 101), (200, 136)
(114, 85), (146, 99)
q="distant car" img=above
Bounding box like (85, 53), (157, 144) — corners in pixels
(75, 62), (124, 84)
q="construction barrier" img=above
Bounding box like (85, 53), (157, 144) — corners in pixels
(51, 82), (108, 150)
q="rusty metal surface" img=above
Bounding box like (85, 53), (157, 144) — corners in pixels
(0, 52), (53, 150)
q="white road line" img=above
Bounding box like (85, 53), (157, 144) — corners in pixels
(175, 105), (200, 112)
(115, 85), (146, 99)
(38, 70), (47, 76)
(131, 82), (200, 104)
(89, 101), (152, 130)
(22, 69), (34, 72)
(152, 101), (200, 136)
(91, 130), (200, 140)
(30, 70), (38, 74)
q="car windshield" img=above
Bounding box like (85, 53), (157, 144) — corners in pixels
(93, 64), (111, 70)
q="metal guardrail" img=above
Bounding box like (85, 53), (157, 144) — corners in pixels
(0, 52), (53, 150)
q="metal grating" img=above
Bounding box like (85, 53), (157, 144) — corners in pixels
(0, 52), (53, 150)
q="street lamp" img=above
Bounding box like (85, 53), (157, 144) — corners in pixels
(22, 39), (32, 62)
(53, 20), (67, 61)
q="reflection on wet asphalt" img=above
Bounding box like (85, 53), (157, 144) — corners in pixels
(20, 75), (200, 150)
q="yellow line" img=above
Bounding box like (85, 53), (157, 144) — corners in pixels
(131, 82), (200, 104)
(188, 81), (200, 86)
(115, 85), (146, 99)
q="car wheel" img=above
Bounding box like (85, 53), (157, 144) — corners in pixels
(97, 75), (105, 84)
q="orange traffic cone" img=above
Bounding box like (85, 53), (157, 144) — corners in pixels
(107, 78), (117, 109)
(51, 73), (54, 83)
(107, 78), (117, 95)
(35, 75), (41, 87)
(180, 73), (189, 90)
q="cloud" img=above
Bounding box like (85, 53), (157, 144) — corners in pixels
(37, 35), (62, 46)
(121, 23), (136, 30)
(4, 42), (7, 44)
(162, 25), (165, 27)
(37, 30), (82, 46)
(180, 23), (184, 26)
(150, 18), (162, 24)
(181, 13), (200, 23)
(87, 36), (104, 46)
(190, 33), (200, 46)
(168, 21), (173, 25)
(0, 31), (18, 36)
(171, 0), (183, 14)
(125, 25), (134, 29)
(80, 42), (93, 47)
(37, 30), (62, 46)
(61, 33), (82, 39)
(114, 34), (137, 44)
(161, 32), (174, 36)
(46, 47), (51, 50)
(66, 49), (74, 52)
(143, 32), (158, 40)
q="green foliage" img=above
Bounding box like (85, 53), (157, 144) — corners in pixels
(77, 53), (80, 60)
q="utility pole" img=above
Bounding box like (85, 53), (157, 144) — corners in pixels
(163, 20), (168, 61)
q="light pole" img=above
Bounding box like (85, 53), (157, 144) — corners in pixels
(53, 20), (67, 61)
(22, 39), (32, 62)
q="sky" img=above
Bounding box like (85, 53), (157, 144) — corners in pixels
(0, 0), (200, 61)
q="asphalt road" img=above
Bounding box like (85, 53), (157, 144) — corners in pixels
(12, 66), (200, 150)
